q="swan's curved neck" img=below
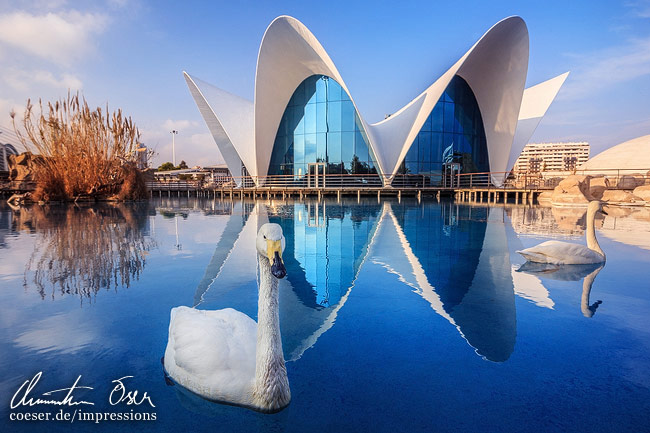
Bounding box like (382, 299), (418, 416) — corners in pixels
(586, 206), (605, 259)
(253, 253), (290, 410)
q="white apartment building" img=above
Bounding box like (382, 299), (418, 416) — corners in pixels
(513, 142), (589, 174)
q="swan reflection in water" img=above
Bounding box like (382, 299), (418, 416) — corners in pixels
(516, 262), (604, 318)
(12, 203), (154, 302)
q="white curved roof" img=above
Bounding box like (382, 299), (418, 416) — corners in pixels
(185, 15), (567, 186)
(580, 135), (650, 171)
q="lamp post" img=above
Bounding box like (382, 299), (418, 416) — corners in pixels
(170, 130), (178, 166)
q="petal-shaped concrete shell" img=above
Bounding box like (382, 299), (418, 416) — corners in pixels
(185, 15), (567, 187)
(184, 72), (254, 185)
(254, 16), (381, 183)
(371, 16), (529, 186)
(508, 72), (570, 176)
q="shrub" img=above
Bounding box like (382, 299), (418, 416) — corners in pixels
(12, 92), (146, 201)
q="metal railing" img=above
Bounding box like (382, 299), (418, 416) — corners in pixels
(146, 168), (650, 191)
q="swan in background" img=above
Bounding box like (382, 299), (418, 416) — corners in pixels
(517, 201), (607, 264)
(516, 262), (604, 318)
(164, 223), (291, 413)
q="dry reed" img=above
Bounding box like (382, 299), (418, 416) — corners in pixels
(11, 92), (146, 201)
(16, 203), (155, 303)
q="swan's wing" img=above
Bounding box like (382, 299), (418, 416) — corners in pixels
(164, 306), (257, 403)
(517, 241), (603, 265)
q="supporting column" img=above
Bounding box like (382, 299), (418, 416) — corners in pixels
(377, 189), (381, 203)
(418, 190), (422, 203)
(357, 190), (360, 203)
(479, 191), (483, 202)
(436, 191), (440, 202)
(337, 190), (341, 202)
(504, 192), (508, 204)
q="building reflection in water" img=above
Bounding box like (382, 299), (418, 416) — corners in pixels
(185, 198), (632, 363)
(9, 203), (154, 302)
(193, 199), (381, 361)
(195, 199), (521, 362)
(370, 202), (517, 362)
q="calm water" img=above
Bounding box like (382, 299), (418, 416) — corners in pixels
(1, 198), (649, 432)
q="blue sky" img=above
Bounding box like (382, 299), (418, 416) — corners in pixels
(0, 0), (648, 167)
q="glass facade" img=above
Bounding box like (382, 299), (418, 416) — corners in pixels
(399, 75), (489, 177)
(268, 75), (378, 179)
(271, 202), (381, 308)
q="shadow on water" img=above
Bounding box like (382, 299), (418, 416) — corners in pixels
(9, 202), (155, 303)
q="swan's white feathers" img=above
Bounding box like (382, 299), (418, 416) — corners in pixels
(165, 306), (257, 404)
(164, 223), (291, 412)
(517, 240), (604, 265)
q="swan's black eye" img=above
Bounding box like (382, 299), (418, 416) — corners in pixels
(263, 235), (266, 239)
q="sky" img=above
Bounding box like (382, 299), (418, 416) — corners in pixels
(0, 0), (649, 168)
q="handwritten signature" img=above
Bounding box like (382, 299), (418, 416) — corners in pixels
(10, 372), (155, 409)
(110, 376), (155, 408)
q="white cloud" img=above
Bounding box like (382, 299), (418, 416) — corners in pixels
(3, 68), (82, 92)
(13, 314), (98, 354)
(0, 10), (108, 66)
(560, 36), (650, 100)
(162, 119), (199, 131)
(626, 0), (650, 18)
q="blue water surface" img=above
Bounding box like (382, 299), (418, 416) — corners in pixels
(0, 198), (649, 432)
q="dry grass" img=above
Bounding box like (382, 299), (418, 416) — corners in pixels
(11, 92), (146, 201)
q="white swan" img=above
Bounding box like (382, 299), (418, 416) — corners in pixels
(164, 223), (291, 413)
(517, 201), (607, 264)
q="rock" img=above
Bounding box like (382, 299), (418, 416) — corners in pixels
(14, 165), (33, 181)
(537, 191), (552, 204)
(590, 186), (606, 200)
(551, 175), (594, 205)
(590, 176), (610, 188)
(602, 205), (633, 218)
(633, 185), (650, 201)
(601, 189), (645, 205)
(589, 176), (610, 199)
(7, 152), (39, 182)
(14, 153), (30, 165)
(617, 175), (645, 189)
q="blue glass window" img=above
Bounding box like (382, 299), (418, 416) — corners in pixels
(269, 75), (378, 178)
(399, 76), (489, 175)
